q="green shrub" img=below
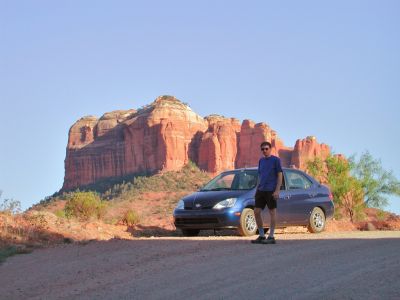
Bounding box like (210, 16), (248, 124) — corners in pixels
(334, 210), (343, 220)
(0, 245), (32, 263)
(64, 192), (107, 221)
(101, 161), (211, 200)
(54, 210), (66, 218)
(0, 246), (18, 263)
(376, 209), (386, 221)
(123, 210), (141, 226)
(104, 218), (119, 225)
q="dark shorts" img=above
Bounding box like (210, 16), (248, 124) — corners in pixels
(255, 190), (277, 210)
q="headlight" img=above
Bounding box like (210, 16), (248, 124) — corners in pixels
(176, 199), (184, 209)
(213, 198), (237, 209)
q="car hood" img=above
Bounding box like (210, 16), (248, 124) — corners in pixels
(181, 190), (252, 209)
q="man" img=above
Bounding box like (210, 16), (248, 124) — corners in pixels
(251, 141), (283, 244)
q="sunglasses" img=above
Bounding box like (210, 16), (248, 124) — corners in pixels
(261, 147), (270, 151)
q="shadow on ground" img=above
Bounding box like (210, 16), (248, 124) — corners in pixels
(127, 225), (241, 237)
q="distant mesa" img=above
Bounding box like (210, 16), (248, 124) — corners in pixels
(62, 95), (330, 190)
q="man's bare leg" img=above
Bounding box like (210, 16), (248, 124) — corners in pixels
(254, 207), (265, 237)
(269, 208), (276, 238)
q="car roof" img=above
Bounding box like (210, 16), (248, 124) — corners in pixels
(229, 167), (293, 172)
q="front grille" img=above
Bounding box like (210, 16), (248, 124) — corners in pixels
(175, 217), (219, 225)
(184, 206), (214, 210)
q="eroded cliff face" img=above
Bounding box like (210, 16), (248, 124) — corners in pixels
(64, 110), (135, 189)
(122, 97), (207, 176)
(62, 96), (330, 190)
(197, 115), (241, 173)
(291, 136), (331, 170)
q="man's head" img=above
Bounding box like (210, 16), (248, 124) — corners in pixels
(260, 141), (272, 157)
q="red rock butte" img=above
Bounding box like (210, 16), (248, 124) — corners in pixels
(62, 96), (330, 190)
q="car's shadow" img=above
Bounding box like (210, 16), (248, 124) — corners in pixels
(127, 225), (309, 237)
(127, 225), (243, 237)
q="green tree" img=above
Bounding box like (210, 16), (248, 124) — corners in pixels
(350, 151), (400, 208)
(306, 155), (365, 221)
(339, 176), (365, 222)
(306, 156), (325, 182)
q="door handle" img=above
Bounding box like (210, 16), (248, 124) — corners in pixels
(309, 193), (317, 197)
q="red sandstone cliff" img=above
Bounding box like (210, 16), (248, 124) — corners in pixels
(62, 96), (330, 190)
(198, 115), (241, 173)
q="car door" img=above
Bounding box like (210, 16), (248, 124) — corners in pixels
(276, 176), (292, 226)
(261, 175), (290, 226)
(280, 170), (315, 225)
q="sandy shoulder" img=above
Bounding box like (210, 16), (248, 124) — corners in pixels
(0, 231), (399, 300)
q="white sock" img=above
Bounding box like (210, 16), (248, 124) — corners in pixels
(258, 227), (265, 237)
(269, 226), (275, 238)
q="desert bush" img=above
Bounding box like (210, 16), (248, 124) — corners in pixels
(334, 209), (343, 220)
(0, 246), (19, 263)
(102, 161), (211, 201)
(64, 192), (107, 221)
(24, 213), (49, 229)
(54, 210), (66, 218)
(122, 210), (141, 226)
(104, 218), (118, 225)
(0, 191), (21, 215)
(376, 209), (387, 221)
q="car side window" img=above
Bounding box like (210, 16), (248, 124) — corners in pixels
(286, 171), (312, 190)
(231, 171), (258, 190)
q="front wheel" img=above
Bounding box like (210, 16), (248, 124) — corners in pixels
(308, 207), (326, 233)
(181, 229), (200, 236)
(238, 208), (258, 236)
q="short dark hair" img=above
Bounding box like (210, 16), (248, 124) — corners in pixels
(260, 141), (272, 148)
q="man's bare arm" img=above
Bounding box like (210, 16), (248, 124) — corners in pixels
(273, 172), (283, 199)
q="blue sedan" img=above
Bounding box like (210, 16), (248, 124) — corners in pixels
(173, 167), (334, 236)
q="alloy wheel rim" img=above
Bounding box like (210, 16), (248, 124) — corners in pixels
(313, 212), (324, 228)
(245, 214), (257, 232)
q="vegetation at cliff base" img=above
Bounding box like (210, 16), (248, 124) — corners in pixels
(102, 161), (211, 201)
(35, 161), (211, 227)
(64, 191), (107, 221)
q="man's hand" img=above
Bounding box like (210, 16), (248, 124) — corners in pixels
(273, 190), (279, 199)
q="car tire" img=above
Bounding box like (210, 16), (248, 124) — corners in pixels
(308, 207), (326, 233)
(181, 229), (200, 236)
(238, 208), (258, 236)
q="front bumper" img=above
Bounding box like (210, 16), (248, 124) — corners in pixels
(173, 208), (241, 229)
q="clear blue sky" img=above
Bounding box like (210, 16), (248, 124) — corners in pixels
(1, 1), (399, 213)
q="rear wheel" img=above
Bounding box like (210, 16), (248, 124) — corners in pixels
(308, 207), (326, 233)
(181, 229), (200, 236)
(238, 208), (258, 236)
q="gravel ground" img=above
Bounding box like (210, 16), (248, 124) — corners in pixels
(1, 231), (399, 300)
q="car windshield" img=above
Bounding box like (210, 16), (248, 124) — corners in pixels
(201, 170), (258, 191)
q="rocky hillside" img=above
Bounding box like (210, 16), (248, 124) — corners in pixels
(63, 95), (330, 190)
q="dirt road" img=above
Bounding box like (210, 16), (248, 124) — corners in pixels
(1, 231), (399, 299)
